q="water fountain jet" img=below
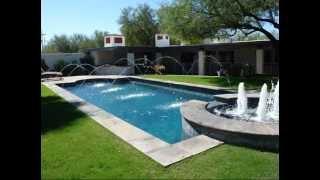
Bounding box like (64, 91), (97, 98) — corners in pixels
(269, 81), (279, 120)
(236, 82), (248, 115)
(255, 83), (269, 121)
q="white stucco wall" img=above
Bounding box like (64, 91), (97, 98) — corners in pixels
(155, 34), (170, 47)
(95, 65), (134, 75)
(41, 53), (84, 70)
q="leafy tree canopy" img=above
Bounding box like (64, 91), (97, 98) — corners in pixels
(118, 4), (159, 46)
(158, 0), (279, 44)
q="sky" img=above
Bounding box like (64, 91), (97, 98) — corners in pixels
(42, 0), (277, 43)
(42, 0), (165, 42)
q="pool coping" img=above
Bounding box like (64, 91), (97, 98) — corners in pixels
(42, 75), (225, 167)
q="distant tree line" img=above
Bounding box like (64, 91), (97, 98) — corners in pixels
(234, 29), (278, 41)
(42, 30), (108, 53)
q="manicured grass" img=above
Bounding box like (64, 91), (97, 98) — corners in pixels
(143, 74), (278, 90)
(41, 85), (278, 179)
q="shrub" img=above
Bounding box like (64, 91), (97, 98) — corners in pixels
(54, 59), (94, 76)
(226, 63), (255, 77)
(54, 59), (69, 72)
(71, 60), (78, 64)
(244, 64), (255, 77)
(66, 65), (90, 76)
(41, 58), (49, 71)
(228, 63), (242, 76)
(80, 53), (94, 65)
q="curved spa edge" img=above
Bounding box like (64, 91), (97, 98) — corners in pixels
(180, 100), (279, 151)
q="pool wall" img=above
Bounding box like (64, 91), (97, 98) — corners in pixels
(57, 76), (232, 95)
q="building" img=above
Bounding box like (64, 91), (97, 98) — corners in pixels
(83, 40), (278, 76)
(104, 34), (125, 47)
(155, 34), (170, 47)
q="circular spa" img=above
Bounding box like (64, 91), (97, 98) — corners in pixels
(181, 81), (279, 151)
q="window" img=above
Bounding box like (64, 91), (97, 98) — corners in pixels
(114, 37), (123, 43)
(105, 37), (110, 43)
(165, 36), (168, 39)
(157, 35), (163, 40)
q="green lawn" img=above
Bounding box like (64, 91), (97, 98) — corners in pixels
(143, 74), (278, 90)
(42, 85), (278, 179)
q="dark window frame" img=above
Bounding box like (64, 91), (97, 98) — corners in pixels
(105, 37), (110, 43)
(114, 37), (123, 43)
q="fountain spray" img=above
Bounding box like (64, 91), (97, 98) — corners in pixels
(255, 83), (269, 121)
(271, 80), (275, 92)
(270, 81), (279, 120)
(236, 82), (248, 115)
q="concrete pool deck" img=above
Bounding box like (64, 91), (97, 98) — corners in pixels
(42, 75), (230, 166)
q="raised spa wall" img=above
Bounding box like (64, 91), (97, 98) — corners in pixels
(180, 100), (279, 152)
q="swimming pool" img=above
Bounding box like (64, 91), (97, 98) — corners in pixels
(61, 79), (216, 144)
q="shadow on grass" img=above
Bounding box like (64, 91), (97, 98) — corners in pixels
(197, 76), (277, 89)
(225, 141), (279, 153)
(41, 95), (87, 134)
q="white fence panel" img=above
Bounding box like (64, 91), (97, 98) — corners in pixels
(41, 53), (85, 70)
(95, 66), (134, 75)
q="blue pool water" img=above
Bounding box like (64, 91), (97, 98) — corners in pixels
(62, 80), (215, 144)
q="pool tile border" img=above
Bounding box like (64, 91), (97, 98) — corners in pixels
(42, 76), (224, 166)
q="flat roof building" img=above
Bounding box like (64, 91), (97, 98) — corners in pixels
(83, 40), (278, 76)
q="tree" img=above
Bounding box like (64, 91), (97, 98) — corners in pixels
(69, 34), (90, 52)
(158, 1), (209, 44)
(158, 0), (279, 58)
(44, 35), (73, 53)
(42, 30), (109, 53)
(118, 4), (159, 46)
(235, 32), (269, 41)
(42, 41), (58, 53)
(91, 30), (109, 48)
